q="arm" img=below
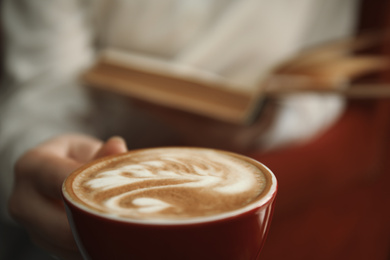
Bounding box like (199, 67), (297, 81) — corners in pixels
(0, 0), (96, 220)
(0, 1), (116, 258)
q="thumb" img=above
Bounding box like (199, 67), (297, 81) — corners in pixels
(93, 136), (128, 159)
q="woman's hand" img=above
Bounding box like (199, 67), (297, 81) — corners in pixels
(8, 134), (127, 259)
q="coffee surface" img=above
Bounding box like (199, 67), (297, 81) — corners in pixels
(67, 147), (268, 221)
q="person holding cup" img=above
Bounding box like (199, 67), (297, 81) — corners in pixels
(2, 0), (387, 260)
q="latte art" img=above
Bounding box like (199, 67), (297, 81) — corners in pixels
(69, 148), (268, 220)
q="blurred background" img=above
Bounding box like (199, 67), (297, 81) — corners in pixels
(0, 0), (389, 260)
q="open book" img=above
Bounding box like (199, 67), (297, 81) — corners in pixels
(83, 33), (389, 125)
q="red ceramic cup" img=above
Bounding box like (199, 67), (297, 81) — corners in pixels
(62, 149), (277, 260)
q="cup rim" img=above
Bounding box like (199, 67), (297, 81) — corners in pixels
(62, 147), (278, 226)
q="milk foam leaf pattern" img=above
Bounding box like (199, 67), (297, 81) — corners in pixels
(73, 148), (267, 220)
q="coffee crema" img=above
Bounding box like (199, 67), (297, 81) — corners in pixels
(64, 147), (270, 221)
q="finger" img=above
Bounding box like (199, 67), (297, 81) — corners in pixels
(36, 136), (127, 199)
(35, 155), (82, 199)
(15, 149), (83, 200)
(93, 136), (128, 159)
(38, 134), (104, 163)
(66, 135), (103, 163)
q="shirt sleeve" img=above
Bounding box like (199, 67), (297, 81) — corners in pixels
(0, 0), (98, 221)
